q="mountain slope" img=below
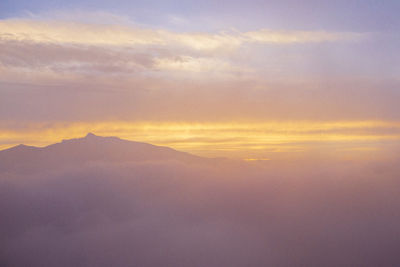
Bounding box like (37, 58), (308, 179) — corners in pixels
(0, 133), (204, 172)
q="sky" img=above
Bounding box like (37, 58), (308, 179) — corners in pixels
(0, 0), (399, 158)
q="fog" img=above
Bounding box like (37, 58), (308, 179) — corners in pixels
(1, 146), (400, 266)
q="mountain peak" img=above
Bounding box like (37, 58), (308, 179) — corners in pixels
(85, 132), (98, 138)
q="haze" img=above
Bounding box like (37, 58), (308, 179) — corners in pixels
(1, 1), (400, 266)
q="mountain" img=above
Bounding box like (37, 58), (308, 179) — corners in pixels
(0, 133), (204, 172)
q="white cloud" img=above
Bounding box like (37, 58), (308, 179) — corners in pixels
(154, 56), (246, 73)
(0, 17), (366, 50)
(0, 15), (366, 79)
(244, 29), (365, 43)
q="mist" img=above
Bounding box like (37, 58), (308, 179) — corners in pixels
(2, 150), (400, 266)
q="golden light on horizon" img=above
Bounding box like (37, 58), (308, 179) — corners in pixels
(1, 120), (399, 159)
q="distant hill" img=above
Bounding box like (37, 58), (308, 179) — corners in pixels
(0, 133), (205, 172)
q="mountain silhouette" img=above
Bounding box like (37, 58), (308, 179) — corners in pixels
(0, 133), (204, 172)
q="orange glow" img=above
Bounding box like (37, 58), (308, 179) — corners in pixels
(1, 120), (399, 159)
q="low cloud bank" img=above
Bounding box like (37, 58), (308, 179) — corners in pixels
(1, 156), (400, 266)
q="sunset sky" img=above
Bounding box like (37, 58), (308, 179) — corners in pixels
(1, 0), (399, 158)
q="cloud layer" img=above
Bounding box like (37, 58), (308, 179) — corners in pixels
(0, 15), (365, 78)
(0, 18), (364, 47)
(1, 152), (400, 266)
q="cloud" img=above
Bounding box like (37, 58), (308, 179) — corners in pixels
(0, 14), (372, 80)
(0, 39), (156, 74)
(0, 16), (365, 49)
(153, 56), (248, 74)
(0, 12), (397, 144)
(1, 153), (400, 266)
(0, 19), (164, 46)
(0, 16), (251, 77)
(244, 29), (365, 43)
(0, 18), (242, 53)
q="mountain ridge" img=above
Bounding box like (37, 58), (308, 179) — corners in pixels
(0, 133), (207, 172)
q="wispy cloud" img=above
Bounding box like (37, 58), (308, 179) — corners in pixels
(0, 16), (365, 49)
(0, 14), (368, 80)
(0, 11), (370, 82)
(244, 29), (365, 43)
